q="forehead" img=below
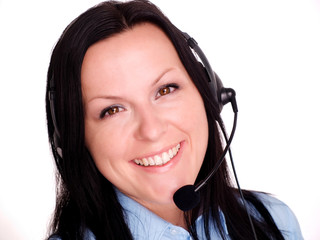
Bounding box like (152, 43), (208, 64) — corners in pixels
(81, 22), (178, 69)
(81, 23), (185, 100)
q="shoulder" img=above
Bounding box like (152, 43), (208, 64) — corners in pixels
(48, 229), (96, 240)
(48, 235), (61, 240)
(254, 192), (304, 239)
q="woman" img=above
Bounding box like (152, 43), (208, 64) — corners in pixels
(46, 0), (303, 239)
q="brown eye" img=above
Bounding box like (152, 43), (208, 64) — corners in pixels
(156, 84), (179, 98)
(107, 106), (120, 115)
(159, 86), (171, 96)
(100, 105), (124, 119)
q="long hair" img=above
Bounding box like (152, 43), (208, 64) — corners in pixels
(46, 1), (284, 239)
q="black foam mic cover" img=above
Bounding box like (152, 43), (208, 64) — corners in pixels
(173, 185), (200, 211)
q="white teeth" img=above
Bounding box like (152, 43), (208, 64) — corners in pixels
(134, 143), (181, 167)
(148, 157), (155, 166)
(173, 146), (177, 156)
(142, 158), (148, 166)
(154, 155), (162, 165)
(134, 159), (142, 165)
(162, 152), (170, 164)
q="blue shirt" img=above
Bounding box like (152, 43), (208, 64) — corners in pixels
(115, 190), (303, 240)
(50, 190), (303, 239)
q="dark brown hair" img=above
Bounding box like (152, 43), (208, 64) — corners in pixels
(46, 1), (284, 239)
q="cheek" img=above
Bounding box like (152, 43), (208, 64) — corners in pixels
(87, 133), (135, 188)
(172, 90), (209, 165)
(176, 92), (208, 137)
(186, 94), (209, 151)
(85, 124), (124, 174)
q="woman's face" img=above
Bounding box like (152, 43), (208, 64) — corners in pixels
(82, 23), (208, 210)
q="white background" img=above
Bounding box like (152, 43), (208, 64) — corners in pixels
(0, 0), (319, 239)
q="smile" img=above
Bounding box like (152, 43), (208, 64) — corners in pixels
(134, 143), (181, 167)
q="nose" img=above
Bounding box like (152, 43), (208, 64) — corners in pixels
(133, 104), (167, 141)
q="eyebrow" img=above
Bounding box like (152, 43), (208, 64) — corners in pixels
(151, 67), (177, 87)
(86, 67), (178, 103)
(86, 94), (124, 104)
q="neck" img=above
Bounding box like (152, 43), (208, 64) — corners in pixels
(115, 188), (188, 230)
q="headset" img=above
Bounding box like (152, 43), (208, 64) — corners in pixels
(181, 32), (237, 113)
(48, 31), (257, 239)
(176, 32), (258, 240)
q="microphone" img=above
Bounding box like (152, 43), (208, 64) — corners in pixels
(173, 185), (200, 212)
(173, 88), (238, 211)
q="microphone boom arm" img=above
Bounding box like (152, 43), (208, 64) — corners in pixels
(194, 111), (238, 192)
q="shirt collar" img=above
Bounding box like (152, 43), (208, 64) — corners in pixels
(115, 188), (228, 239)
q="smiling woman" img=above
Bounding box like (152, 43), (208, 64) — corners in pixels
(82, 24), (208, 218)
(45, 0), (303, 239)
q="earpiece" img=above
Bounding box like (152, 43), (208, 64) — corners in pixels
(182, 32), (237, 113)
(49, 77), (63, 158)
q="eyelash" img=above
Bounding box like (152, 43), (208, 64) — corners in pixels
(155, 83), (179, 99)
(99, 83), (180, 119)
(99, 105), (125, 119)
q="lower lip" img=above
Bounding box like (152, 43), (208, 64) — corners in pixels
(132, 141), (185, 173)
